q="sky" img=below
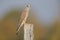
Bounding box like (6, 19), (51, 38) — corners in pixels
(0, 0), (59, 26)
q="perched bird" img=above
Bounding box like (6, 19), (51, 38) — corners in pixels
(16, 4), (30, 35)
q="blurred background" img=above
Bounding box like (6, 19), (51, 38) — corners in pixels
(0, 0), (60, 40)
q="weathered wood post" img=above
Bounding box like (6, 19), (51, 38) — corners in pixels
(24, 23), (34, 40)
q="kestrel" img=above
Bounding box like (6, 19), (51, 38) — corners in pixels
(16, 4), (30, 34)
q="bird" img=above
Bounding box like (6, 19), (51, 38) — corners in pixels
(16, 4), (30, 35)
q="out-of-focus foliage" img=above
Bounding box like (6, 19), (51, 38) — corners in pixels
(0, 9), (60, 40)
(0, 9), (47, 40)
(51, 19), (60, 40)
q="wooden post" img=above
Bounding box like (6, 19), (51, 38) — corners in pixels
(24, 23), (34, 40)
